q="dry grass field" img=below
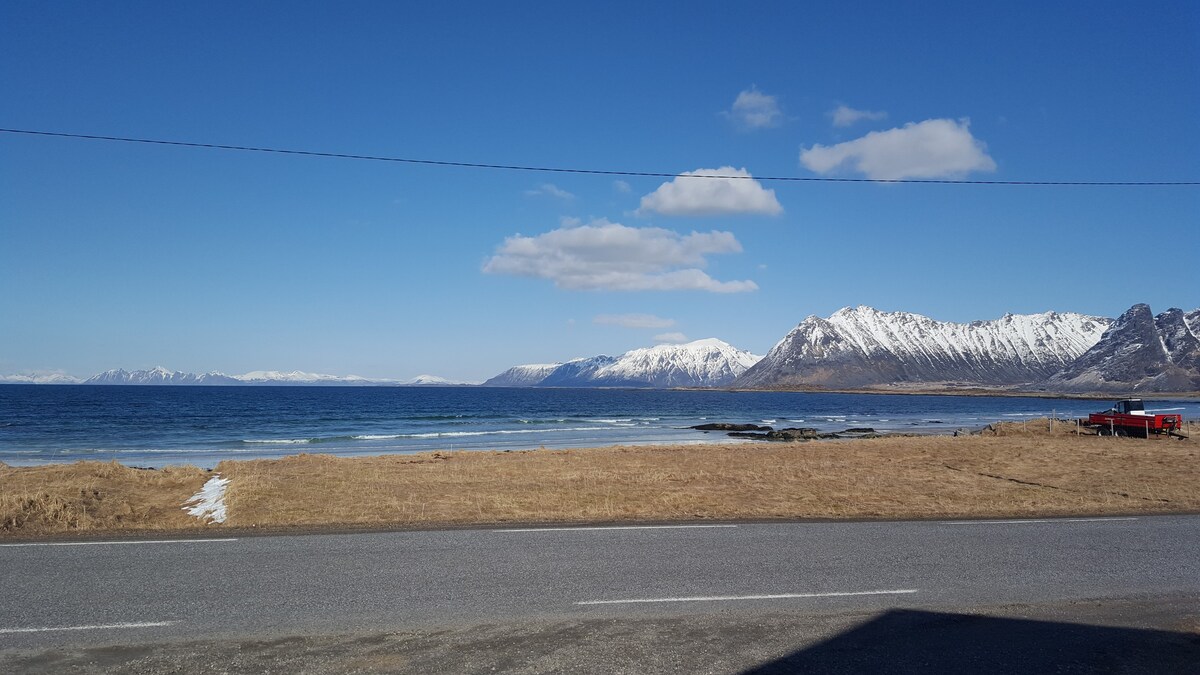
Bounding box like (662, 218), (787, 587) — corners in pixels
(2, 419), (1196, 537)
(0, 461), (208, 534)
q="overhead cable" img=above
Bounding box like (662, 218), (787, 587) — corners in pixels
(2, 127), (1196, 187)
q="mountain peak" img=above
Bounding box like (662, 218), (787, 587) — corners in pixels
(738, 306), (1111, 389)
(484, 339), (761, 388)
(1047, 303), (1200, 392)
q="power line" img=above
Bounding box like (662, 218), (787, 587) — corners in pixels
(2, 127), (1197, 187)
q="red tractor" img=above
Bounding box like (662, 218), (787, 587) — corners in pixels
(1086, 399), (1184, 437)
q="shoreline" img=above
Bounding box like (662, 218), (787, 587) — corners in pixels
(5, 381), (1200, 400)
(3, 420), (1196, 538)
(708, 385), (1200, 401)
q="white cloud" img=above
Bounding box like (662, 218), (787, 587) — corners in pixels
(654, 332), (690, 344)
(482, 218), (757, 293)
(727, 86), (782, 129)
(799, 118), (997, 180)
(525, 183), (574, 200)
(594, 313), (676, 329)
(830, 105), (887, 127)
(613, 179), (632, 193)
(637, 167), (782, 217)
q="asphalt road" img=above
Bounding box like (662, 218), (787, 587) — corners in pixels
(2, 515), (1199, 672)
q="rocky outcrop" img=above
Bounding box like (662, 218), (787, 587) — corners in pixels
(1045, 304), (1200, 392)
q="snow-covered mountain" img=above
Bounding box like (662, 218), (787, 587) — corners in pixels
(85, 367), (242, 385)
(234, 370), (374, 385)
(73, 367), (471, 386)
(482, 363), (563, 387)
(1045, 304), (1200, 392)
(0, 372), (82, 384)
(485, 339), (762, 388)
(535, 355), (619, 387)
(403, 374), (473, 386)
(734, 306), (1111, 389)
(588, 338), (761, 387)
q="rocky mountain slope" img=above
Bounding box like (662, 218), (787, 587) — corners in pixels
(482, 363), (565, 387)
(485, 339), (761, 388)
(734, 306), (1111, 389)
(1044, 304), (1200, 392)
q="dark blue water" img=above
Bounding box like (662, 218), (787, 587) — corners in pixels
(1, 385), (1196, 468)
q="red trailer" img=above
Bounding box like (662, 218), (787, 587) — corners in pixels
(1086, 399), (1183, 437)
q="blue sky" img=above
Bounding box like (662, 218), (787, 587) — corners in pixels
(2, 1), (1197, 381)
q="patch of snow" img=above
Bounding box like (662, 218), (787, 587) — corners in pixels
(182, 476), (230, 524)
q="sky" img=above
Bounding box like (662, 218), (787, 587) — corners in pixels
(1, 1), (1197, 382)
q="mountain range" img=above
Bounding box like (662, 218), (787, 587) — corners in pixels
(0, 368), (475, 386)
(732, 303), (1197, 393)
(733, 306), (1110, 389)
(4, 303), (1197, 393)
(484, 338), (761, 388)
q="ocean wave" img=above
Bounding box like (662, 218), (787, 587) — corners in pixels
(405, 426), (608, 439)
(402, 414), (508, 421)
(242, 438), (315, 445)
(52, 448), (231, 455)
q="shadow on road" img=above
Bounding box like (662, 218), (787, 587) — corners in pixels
(743, 608), (1200, 674)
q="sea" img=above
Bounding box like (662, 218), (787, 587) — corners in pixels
(1, 385), (1197, 469)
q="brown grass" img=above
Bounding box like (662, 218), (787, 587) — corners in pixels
(2, 421), (1196, 537)
(0, 461), (209, 535)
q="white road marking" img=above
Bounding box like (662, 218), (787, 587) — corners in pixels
(0, 621), (175, 634)
(576, 589), (918, 605)
(942, 517), (1138, 525)
(494, 525), (737, 533)
(0, 538), (238, 547)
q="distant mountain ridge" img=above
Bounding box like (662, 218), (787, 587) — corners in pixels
(484, 338), (761, 388)
(70, 368), (472, 386)
(0, 372), (83, 384)
(85, 367), (242, 385)
(734, 306), (1112, 389)
(7, 304), (1198, 393)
